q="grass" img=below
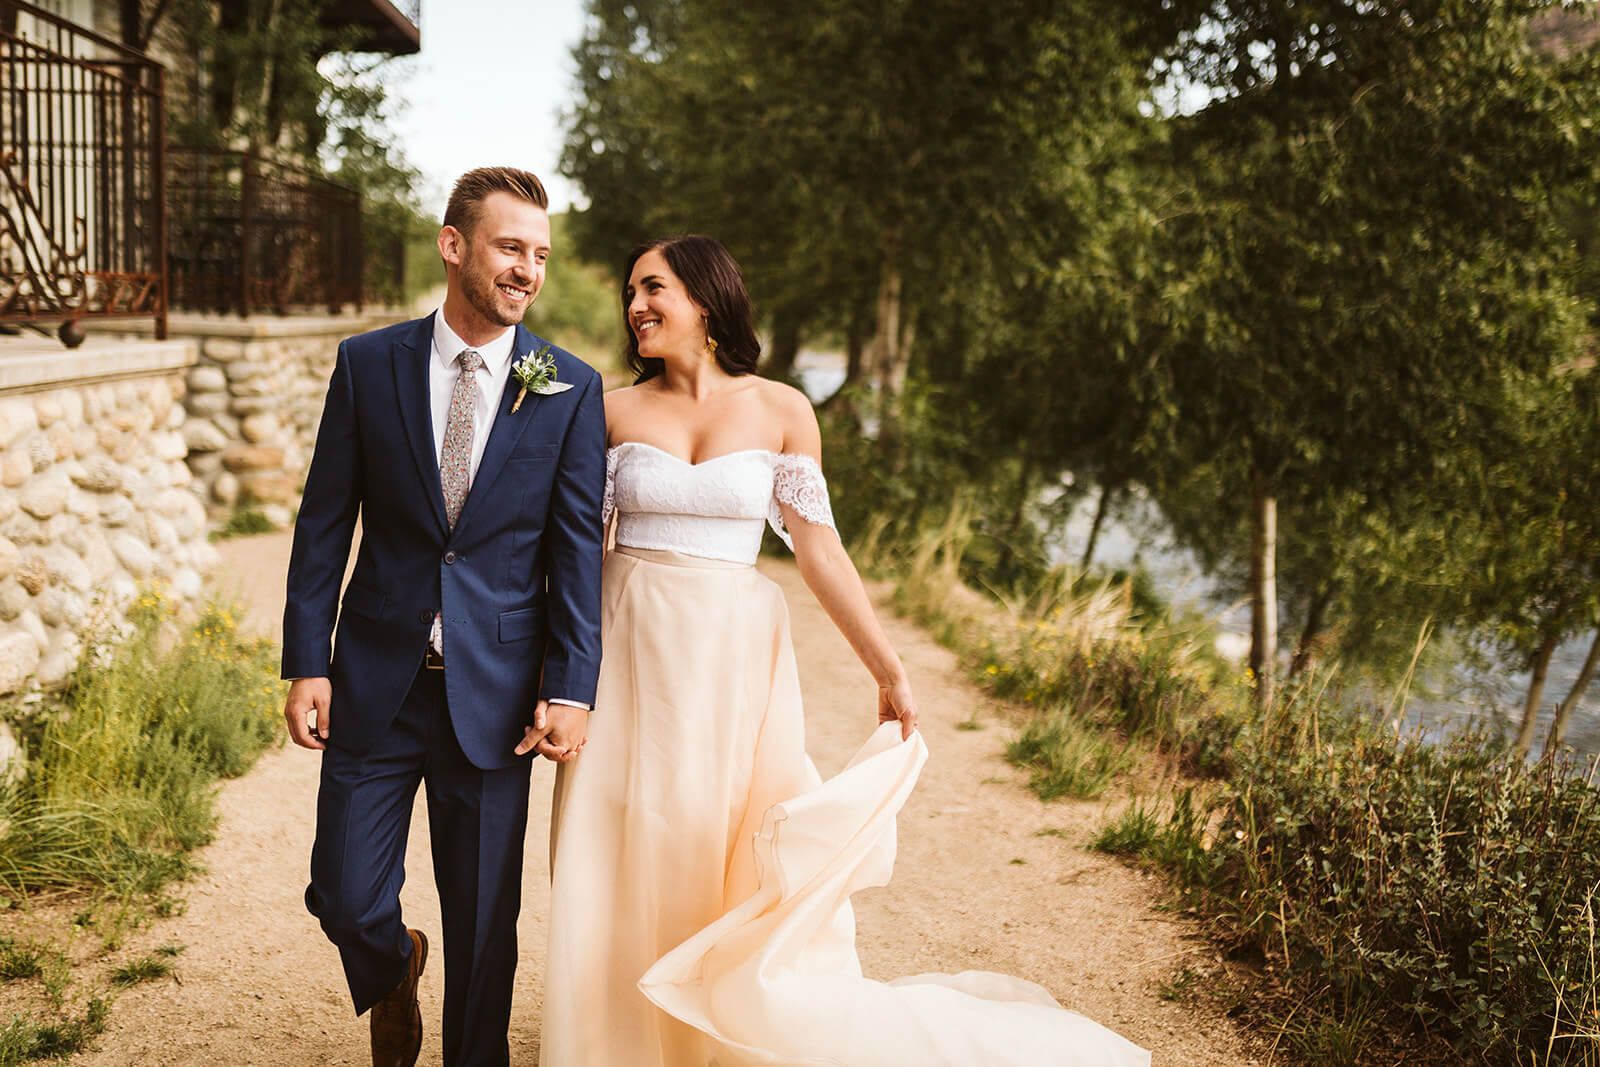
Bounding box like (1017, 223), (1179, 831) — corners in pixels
(209, 506), (277, 541)
(109, 951), (177, 989)
(1005, 711), (1136, 800)
(0, 940), (44, 982)
(0, 999), (107, 1066)
(0, 593), (283, 899)
(1088, 799), (1165, 857)
(877, 507), (1245, 799)
(0, 589), (283, 1063)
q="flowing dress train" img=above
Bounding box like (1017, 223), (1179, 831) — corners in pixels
(539, 445), (1149, 1067)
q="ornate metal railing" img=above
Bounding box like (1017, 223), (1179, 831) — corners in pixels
(0, 0), (166, 344)
(167, 148), (363, 316)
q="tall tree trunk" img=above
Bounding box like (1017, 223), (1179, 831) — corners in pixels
(1514, 632), (1561, 758)
(870, 261), (905, 402)
(843, 305), (868, 388)
(1249, 466), (1278, 708)
(1547, 629), (1600, 755)
(868, 250), (907, 467)
(820, 307), (868, 415)
(762, 312), (802, 380)
(868, 229), (913, 422)
(1289, 582), (1335, 678)
(1080, 483), (1117, 572)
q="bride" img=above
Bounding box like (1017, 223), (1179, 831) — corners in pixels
(531, 234), (1149, 1067)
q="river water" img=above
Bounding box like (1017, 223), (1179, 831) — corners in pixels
(1050, 490), (1600, 760)
(794, 353), (1598, 760)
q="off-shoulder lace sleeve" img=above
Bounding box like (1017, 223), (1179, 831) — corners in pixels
(768, 453), (838, 550)
(601, 446), (620, 527)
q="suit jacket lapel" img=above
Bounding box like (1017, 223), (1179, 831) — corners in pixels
(393, 313), (449, 535)
(453, 325), (548, 533)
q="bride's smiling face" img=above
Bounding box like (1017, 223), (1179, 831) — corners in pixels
(626, 250), (707, 360)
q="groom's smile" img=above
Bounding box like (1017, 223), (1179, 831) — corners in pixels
(440, 189), (552, 336)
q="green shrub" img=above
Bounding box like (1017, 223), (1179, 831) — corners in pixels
(1152, 721), (1600, 1064)
(0, 593), (284, 900)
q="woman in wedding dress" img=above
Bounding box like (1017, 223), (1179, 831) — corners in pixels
(536, 234), (1149, 1067)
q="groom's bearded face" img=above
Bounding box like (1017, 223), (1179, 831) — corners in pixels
(454, 192), (550, 328)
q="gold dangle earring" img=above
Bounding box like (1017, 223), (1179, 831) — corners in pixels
(703, 319), (719, 359)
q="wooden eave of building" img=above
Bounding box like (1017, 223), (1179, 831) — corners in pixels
(318, 0), (419, 56)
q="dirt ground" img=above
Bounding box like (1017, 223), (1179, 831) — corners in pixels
(62, 531), (1261, 1065)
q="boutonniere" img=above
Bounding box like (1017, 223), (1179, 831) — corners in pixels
(511, 344), (573, 412)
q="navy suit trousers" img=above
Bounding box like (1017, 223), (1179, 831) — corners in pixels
(307, 663), (531, 1067)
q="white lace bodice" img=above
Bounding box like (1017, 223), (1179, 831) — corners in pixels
(603, 442), (837, 564)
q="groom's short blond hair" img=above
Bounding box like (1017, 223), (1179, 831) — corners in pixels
(444, 167), (549, 236)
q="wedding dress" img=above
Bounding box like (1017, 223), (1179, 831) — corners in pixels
(539, 441), (1150, 1067)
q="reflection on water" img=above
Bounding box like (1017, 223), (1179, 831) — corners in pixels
(796, 353), (1598, 759)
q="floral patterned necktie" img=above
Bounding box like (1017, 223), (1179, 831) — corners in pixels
(440, 348), (485, 530)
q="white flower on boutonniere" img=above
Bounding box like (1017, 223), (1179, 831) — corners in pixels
(511, 344), (573, 412)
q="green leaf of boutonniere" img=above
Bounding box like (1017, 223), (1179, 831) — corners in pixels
(511, 344), (573, 412)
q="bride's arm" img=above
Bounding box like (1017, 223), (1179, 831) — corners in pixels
(776, 391), (919, 739)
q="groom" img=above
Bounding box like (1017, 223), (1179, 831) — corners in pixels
(281, 166), (604, 1067)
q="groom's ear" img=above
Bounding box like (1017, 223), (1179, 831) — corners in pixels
(438, 225), (465, 268)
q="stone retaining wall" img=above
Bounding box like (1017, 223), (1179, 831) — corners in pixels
(152, 316), (388, 525)
(0, 338), (208, 696)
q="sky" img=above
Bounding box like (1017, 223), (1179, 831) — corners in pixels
(383, 0), (591, 218)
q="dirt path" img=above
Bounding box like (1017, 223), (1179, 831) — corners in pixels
(75, 532), (1258, 1065)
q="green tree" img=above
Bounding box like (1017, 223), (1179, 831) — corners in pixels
(561, 0), (1174, 409)
(1141, 0), (1600, 704)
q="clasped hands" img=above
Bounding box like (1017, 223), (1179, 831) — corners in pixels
(514, 700), (588, 762)
(285, 679), (587, 762)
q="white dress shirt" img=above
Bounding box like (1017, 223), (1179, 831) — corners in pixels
(429, 310), (516, 480)
(428, 310), (587, 714)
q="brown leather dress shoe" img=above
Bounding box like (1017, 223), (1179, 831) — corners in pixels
(370, 928), (428, 1067)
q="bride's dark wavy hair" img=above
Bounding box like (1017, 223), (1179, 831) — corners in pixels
(622, 235), (762, 384)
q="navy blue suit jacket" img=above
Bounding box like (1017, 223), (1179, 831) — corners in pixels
(282, 314), (606, 770)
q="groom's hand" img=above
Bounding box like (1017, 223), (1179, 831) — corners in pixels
(514, 699), (555, 758)
(285, 677), (333, 750)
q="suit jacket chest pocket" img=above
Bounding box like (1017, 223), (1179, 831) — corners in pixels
(501, 448), (561, 588)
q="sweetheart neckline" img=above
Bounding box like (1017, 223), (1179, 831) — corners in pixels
(607, 441), (776, 467)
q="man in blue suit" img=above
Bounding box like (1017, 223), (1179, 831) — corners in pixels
(281, 166), (604, 1067)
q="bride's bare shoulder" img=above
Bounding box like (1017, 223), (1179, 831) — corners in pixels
(755, 378), (821, 456)
(604, 381), (649, 416)
(604, 383), (647, 445)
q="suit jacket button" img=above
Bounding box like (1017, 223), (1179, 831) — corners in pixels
(418, 610), (433, 623)
(444, 551), (457, 565)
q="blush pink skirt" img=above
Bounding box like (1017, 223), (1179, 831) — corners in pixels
(540, 547), (1149, 1067)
